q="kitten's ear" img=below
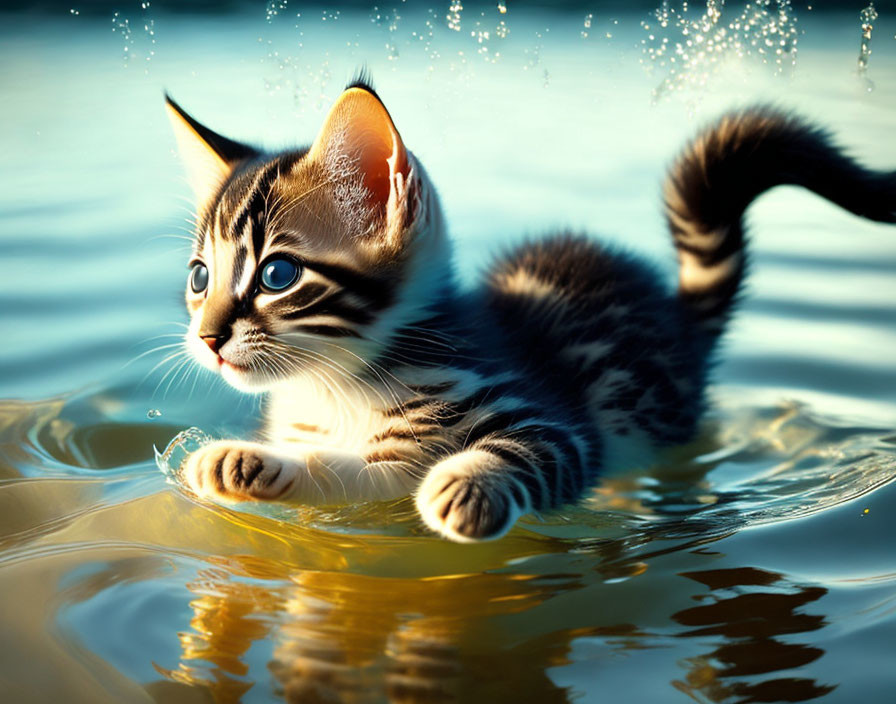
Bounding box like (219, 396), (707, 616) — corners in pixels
(308, 86), (410, 222)
(165, 94), (259, 209)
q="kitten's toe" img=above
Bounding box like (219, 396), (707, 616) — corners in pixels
(183, 442), (292, 502)
(416, 465), (526, 542)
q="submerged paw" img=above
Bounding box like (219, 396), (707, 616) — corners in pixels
(182, 441), (290, 501)
(415, 469), (525, 542)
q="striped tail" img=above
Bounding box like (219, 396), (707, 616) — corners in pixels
(664, 107), (896, 335)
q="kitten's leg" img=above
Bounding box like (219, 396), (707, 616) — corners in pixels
(415, 427), (586, 542)
(183, 440), (416, 504)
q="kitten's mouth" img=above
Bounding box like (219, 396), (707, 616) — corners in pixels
(217, 356), (250, 373)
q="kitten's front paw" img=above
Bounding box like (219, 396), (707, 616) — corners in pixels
(415, 451), (528, 543)
(182, 441), (295, 502)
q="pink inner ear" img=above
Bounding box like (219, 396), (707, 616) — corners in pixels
(358, 130), (393, 208)
(310, 87), (411, 218)
(355, 124), (409, 213)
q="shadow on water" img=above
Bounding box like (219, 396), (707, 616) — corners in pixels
(1, 390), (893, 702)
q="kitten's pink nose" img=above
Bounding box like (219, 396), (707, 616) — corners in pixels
(201, 334), (227, 354)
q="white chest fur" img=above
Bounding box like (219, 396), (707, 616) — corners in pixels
(263, 374), (397, 455)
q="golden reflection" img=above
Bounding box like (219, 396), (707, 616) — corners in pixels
(169, 562), (584, 703)
(671, 567), (834, 703)
(158, 568), (286, 704)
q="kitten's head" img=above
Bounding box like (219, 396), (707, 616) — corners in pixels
(167, 83), (449, 392)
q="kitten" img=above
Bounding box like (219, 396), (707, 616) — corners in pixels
(166, 81), (895, 542)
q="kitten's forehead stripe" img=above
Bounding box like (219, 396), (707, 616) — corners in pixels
(228, 161), (278, 242)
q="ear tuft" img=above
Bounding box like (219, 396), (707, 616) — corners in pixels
(345, 68), (378, 98)
(165, 94), (259, 211)
(308, 87), (410, 227)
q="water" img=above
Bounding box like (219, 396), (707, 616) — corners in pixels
(858, 3), (878, 91)
(1, 4), (896, 702)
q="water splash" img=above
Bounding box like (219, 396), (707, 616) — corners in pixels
(641, 1), (799, 104)
(370, 6), (402, 61)
(419, 7), (441, 66)
(265, 0), (287, 23)
(495, 19), (509, 40)
(111, 11), (133, 67)
(459, 4), (514, 62)
(153, 427), (297, 521)
(857, 3), (878, 92)
(141, 1), (155, 70)
(581, 13), (593, 39)
(110, 4), (156, 72)
(154, 426), (212, 480)
(447, 2), (463, 32)
(568, 401), (896, 546)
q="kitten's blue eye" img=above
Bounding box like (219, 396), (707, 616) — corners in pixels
(259, 257), (300, 293)
(190, 263), (208, 293)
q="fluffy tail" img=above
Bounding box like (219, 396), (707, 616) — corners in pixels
(665, 107), (896, 335)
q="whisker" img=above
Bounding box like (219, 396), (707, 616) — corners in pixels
(124, 341), (187, 369)
(141, 348), (189, 385)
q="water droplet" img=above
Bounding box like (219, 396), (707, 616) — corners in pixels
(857, 2), (878, 82)
(581, 12), (592, 39)
(147, 409), (162, 419)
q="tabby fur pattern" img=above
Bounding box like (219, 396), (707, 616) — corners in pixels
(166, 82), (896, 542)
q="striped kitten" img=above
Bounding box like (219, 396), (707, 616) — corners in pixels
(167, 82), (895, 542)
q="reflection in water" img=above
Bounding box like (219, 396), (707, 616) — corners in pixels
(672, 567), (833, 703)
(160, 562), (841, 702)
(158, 568), (284, 703)
(170, 565), (582, 703)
